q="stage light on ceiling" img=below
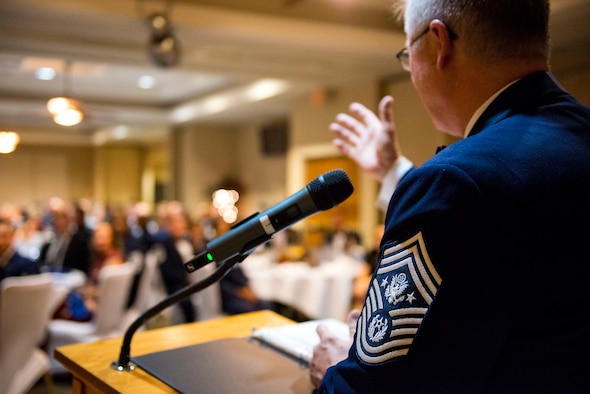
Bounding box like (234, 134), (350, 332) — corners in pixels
(147, 12), (181, 68)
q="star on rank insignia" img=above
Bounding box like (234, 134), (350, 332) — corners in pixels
(355, 231), (442, 365)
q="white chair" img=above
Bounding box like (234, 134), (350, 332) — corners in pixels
(189, 259), (224, 321)
(46, 261), (136, 373)
(120, 250), (160, 331)
(0, 273), (54, 394)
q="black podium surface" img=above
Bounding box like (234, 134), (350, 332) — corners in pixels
(132, 337), (314, 394)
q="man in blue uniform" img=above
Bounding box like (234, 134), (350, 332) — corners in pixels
(312, 0), (590, 392)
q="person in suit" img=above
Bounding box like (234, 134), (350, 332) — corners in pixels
(153, 204), (196, 323)
(0, 219), (40, 281)
(38, 207), (92, 275)
(312, 0), (590, 392)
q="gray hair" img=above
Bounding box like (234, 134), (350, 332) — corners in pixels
(393, 0), (550, 64)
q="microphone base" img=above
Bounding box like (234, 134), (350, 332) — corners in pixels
(111, 360), (136, 371)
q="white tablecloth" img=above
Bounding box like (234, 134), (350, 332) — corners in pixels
(241, 253), (361, 321)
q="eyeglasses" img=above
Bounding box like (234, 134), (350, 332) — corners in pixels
(395, 27), (430, 72)
(396, 24), (457, 72)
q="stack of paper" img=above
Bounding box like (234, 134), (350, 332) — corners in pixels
(252, 319), (350, 364)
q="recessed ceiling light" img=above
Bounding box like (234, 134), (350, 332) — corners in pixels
(35, 67), (56, 80)
(138, 75), (156, 89)
(113, 125), (129, 139)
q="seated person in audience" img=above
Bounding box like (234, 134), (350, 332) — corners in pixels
(153, 204), (196, 323)
(124, 201), (155, 257)
(13, 209), (46, 262)
(219, 264), (275, 315)
(319, 213), (364, 263)
(54, 221), (123, 321)
(38, 207), (92, 275)
(0, 219), (40, 281)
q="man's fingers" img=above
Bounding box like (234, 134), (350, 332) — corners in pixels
(378, 95), (394, 124)
(330, 122), (361, 147)
(316, 323), (332, 341)
(346, 309), (361, 337)
(334, 113), (365, 137)
(349, 102), (379, 126)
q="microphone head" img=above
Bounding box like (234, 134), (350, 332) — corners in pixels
(307, 169), (354, 210)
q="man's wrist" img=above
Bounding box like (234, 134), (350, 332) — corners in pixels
(376, 156), (413, 212)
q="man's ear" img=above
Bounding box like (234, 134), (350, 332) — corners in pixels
(430, 19), (454, 70)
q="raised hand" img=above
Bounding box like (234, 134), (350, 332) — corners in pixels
(329, 95), (402, 182)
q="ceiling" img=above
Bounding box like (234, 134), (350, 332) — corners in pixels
(0, 0), (589, 146)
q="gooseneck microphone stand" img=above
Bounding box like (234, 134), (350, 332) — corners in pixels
(111, 253), (248, 371)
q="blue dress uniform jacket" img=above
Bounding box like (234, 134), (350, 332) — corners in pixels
(319, 72), (590, 393)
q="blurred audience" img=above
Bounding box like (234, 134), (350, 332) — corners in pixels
(13, 209), (47, 262)
(54, 221), (124, 321)
(124, 201), (155, 257)
(152, 202), (196, 323)
(4, 196), (371, 326)
(38, 208), (92, 275)
(319, 213), (364, 263)
(0, 218), (40, 281)
(351, 223), (384, 310)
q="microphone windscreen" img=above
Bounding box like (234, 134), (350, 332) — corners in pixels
(308, 169), (354, 210)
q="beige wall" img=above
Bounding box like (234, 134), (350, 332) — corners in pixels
(383, 76), (460, 165)
(554, 68), (590, 107)
(173, 124), (237, 217)
(0, 145), (93, 210)
(93, 146), (143, 208)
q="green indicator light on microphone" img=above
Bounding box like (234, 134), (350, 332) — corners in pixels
(207, 253), (214, 262)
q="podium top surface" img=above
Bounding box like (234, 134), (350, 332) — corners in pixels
(55, 310), (296, 394)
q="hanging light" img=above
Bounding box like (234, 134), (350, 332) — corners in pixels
(52, 102), (84, 126)
(0, 131), (20, 154)
(46, 61), (84, 126)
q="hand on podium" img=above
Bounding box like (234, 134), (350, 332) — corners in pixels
(309, 309), (360, 389)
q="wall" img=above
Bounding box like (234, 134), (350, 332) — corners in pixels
(234, 122), (287, 216)
(0, 145), (94, 210)
(383, 76), (459, 165)
(555, 68), (590, 107)
(173, 124), (237, 218)
(93, 146), (143, 209)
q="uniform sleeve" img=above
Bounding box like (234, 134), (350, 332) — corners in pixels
(320, 162), (506, 393)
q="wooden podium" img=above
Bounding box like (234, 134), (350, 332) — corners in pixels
(55, 310), (297, 394)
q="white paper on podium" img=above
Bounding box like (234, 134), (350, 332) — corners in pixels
(252, 318), (350, 364)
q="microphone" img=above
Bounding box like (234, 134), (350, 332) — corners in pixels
(184, 168), (353, 273)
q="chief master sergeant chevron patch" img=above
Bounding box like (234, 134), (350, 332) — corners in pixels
(355, 231), (442, 364)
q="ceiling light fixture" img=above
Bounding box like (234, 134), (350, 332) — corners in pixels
(0, 131), (20, 154)
(46, 61), (84, 127)
(147, 12), (181, 68)
(139, 0), (180, 68)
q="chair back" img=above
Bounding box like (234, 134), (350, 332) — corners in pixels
(131, 250), (159, 314)
(120, 250), (161, 330)
(0, 273), (53, 393)
(93, 262), (136, 336)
